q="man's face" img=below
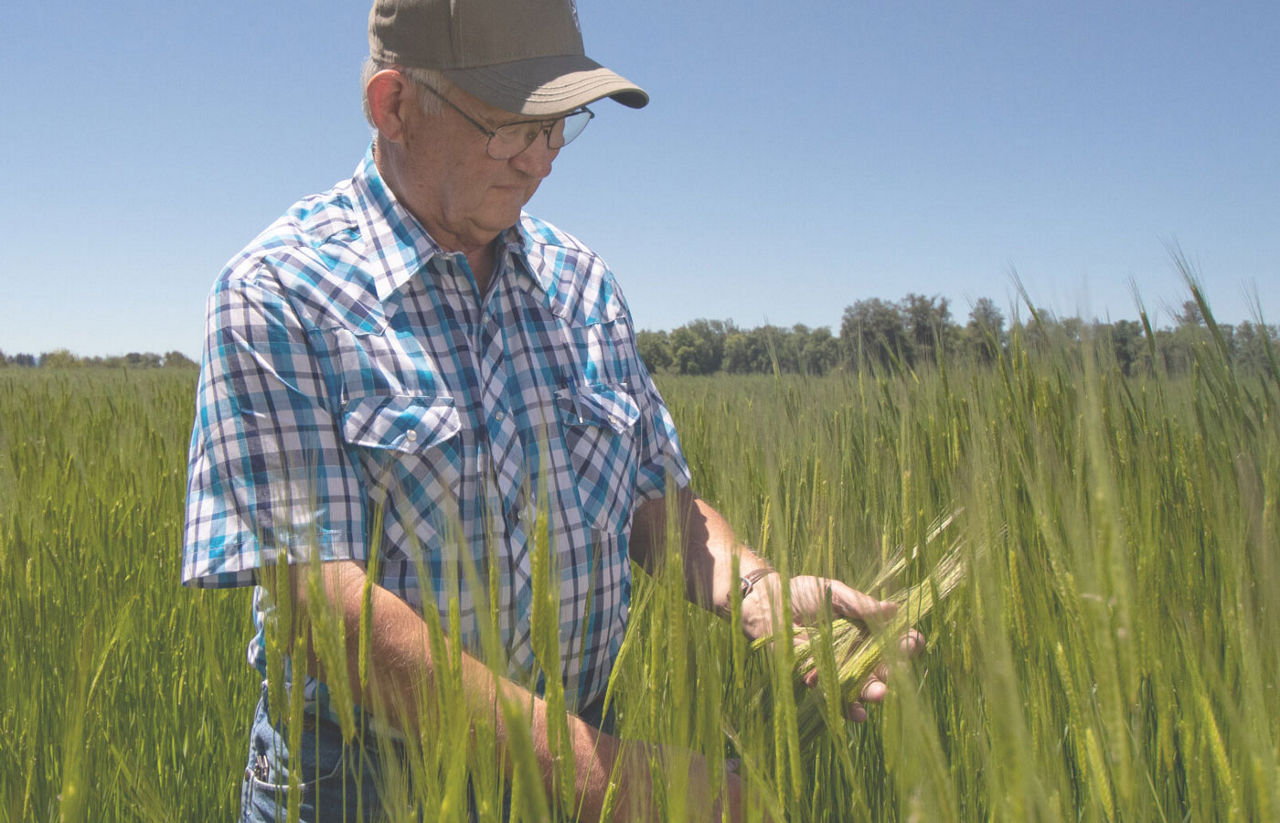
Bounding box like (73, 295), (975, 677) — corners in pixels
(396, 81), (561, 253)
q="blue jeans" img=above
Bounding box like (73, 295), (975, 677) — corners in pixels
(239, 686), (391, 823)
(239, 685), (613, 822)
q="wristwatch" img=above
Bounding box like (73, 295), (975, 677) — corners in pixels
(740, 566), (777, 600)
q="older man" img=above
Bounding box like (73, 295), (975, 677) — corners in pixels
(183, 0), (915, 820)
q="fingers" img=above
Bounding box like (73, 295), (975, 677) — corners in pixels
(823, 676), (885, 724)
(820, 580), (928, 659)
(901, 628), (926, 658)
(783, 576), (930, 727)
(803, 641), (923, 724)
(827, 579), (896, 624)
(861, 675), (888, 703)
(844, 672), (888, 723)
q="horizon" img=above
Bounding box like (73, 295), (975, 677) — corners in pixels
(4, 285), (1269, 364)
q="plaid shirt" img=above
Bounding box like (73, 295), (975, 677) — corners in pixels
(183, 149), (689, 712)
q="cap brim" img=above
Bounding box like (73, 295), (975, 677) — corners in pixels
(444, 55), (648, 116)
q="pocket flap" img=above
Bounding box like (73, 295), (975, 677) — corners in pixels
(554, 384), (640, 434)
(341, 394), (461, 453)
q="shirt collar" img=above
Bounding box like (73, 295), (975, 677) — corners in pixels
(505, 218), (555, 296)
(350, 147), (441, 304)
(350, 146), (550, 304)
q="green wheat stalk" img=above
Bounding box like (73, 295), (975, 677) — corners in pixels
(783, 510), (981, 746)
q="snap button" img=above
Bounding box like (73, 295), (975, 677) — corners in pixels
(405, 430), (418, 441)
(494, 411), (505, 421)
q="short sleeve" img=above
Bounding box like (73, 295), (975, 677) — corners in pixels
(623, 317), (691, 504)
(182, 273), (366, 588)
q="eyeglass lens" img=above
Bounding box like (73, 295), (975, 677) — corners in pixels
(487, 110), (592, 159)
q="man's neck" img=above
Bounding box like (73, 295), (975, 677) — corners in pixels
(466, 244), (496, 295)
(373, 138), (500, 296)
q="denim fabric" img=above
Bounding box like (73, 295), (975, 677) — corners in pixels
(239, 685), (613, 822)
(240, 687), (390, 823)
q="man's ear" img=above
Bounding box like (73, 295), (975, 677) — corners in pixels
(366, 69), (414, 142)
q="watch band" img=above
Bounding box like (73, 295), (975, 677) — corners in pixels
(740, 566), (777, 600)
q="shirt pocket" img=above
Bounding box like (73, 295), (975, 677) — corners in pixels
(554, 383), (640, 534)
(340, 394), (463, 516)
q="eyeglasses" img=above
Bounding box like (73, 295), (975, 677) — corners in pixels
(415, 81), (594, 161)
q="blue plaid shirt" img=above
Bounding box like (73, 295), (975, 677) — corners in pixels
(183, 148), (689, 713)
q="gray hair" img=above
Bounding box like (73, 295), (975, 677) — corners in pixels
(360, 57), (453, 128)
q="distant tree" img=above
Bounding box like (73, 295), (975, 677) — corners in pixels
(1016, 307), (1080, 355)
(631, 291), (1275, 379)
(968, 297), (1004, 333)
(721, 331), (760, 374)
(965, 298), (1005, 364)
(124, 352), (163, 368)
(636, 330), (672, 373)
(163, 350), (198, 369)
(39, 349), (81, 368)
(11, 353), (36, 367)
(1234, 321), (1279, 376)
(800, 326), (839, 375)
(1156, 302), (1220, 375)
(900, 293), (954, 366)
(1157, 326), (1210, 376)
(1176, 300), (1204, 328)
(669, 319), (728, 375)
(750, 325), (796, 374)
(670, 332), (708, 374)
(789, 324), (812, 371)
(1109, 319), (1146, 376)
(711, 324), (836, 375)
(840, 298), (907, 370)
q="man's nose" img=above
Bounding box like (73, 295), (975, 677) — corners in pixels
(510, 132), (558, 178)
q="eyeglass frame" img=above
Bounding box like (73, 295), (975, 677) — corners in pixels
(412, 80), (595, 161)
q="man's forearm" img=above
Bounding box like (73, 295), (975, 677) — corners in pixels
(286, 560), (734, 821)
(287, 560), (625, 820)
(631, 489), (774, 618)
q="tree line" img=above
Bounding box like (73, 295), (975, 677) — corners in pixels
(636, 294), (1279, 377)
(4, 293), (1276, 378)
(0, 349), (198, 369)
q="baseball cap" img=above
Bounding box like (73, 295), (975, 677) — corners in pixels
(368, 0), (649, 116)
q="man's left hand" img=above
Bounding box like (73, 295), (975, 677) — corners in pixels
(740, 573), (924, 722)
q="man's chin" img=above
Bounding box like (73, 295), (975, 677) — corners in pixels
(483, 204), (529, 233)
(464, 215), (522, 246)
(491, 186), (536, 214)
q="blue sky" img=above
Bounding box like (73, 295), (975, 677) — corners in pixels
(3, 1), (1277, 358)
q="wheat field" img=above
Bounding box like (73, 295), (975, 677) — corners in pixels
(2, 315), (1276, 821)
